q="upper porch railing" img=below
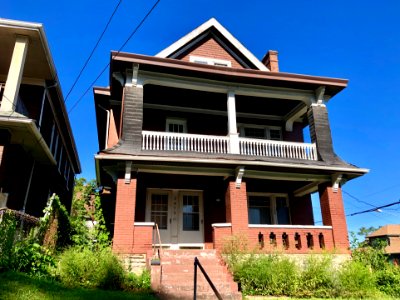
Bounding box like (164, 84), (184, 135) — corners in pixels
(142, 131), (318, 161)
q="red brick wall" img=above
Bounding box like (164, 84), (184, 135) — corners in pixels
(247, 227), (334, 253)
(133, 225), (153, 254)
(283, 123), (304, 142)
(179, 37), (244, 69)
(213, 225), (233, 250)
(113, 178), (137, 253)
(319, 185), (350, 253)
(290, 195), (314, 225)
(225, 181), (248, 234)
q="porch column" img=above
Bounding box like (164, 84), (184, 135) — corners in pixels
(307, 103), (339, 164)
(227, 91), (239, 154)
(318, 184), (350, 253)
(113, 177), (137, 253)
(225, 181), (248, 234)
(1, 35), (29, 112)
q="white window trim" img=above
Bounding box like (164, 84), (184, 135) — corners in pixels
(247, 192), (291, 225)
(238, 123), (282, 140)
(166, 118), (187, 133)
(189, 55), (232, 67)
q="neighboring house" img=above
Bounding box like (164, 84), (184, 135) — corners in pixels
(0, 19), (81, 217)
(94, 18), (367, 256)
(367, 225), (400, 263)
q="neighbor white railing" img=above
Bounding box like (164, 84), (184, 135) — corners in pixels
(239, 137), (317, 160)
(142, 131), (318, 160)
(142, 131), (230, 154)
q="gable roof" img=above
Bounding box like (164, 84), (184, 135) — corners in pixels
(156, 18), (269, 71)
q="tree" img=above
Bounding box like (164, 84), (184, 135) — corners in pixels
(70, 178), (110, 249)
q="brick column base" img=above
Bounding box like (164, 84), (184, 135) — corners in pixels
(319, 185), (350, 253)
(113, 178), (137, 254)
(225, 181), (248, 235)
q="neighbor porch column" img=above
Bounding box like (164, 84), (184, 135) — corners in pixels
(1, 35), (29, 112)
(318, 184), (350, 253)
(227, 91), (239, 154)
(225, 181), (248, 234)
(113, 177), (137, 253)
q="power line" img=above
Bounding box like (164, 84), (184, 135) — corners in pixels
(64, 0), (123, 103)
(347, 200), (400, 217)
(342, 190), (378, 209)
(68, 0), (161, 114)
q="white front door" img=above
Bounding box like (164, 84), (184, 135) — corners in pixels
(146, 189), (203, 247)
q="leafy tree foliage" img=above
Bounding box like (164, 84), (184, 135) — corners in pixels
(70, 178), (110, 250)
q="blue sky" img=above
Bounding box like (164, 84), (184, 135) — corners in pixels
(3, 0), (400, 234)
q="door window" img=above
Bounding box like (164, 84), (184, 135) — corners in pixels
(182, 195), (200, 231)
(150, 194), (169, 229)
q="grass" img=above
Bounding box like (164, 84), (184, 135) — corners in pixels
(0, 271), (158, 300)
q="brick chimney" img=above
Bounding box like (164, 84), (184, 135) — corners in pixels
(262, 50), (279, 72)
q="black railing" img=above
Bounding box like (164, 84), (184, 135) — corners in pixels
(193, 257), (223, 300)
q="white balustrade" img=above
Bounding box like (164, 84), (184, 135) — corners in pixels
(142, 131), (229, 154)
(239, 137), (317, 160)
(142, 131), (317, 160)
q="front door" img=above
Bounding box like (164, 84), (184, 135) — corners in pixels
(146, 189), (204, 248)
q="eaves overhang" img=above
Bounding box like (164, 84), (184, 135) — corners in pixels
(0, 115), (56, 165)
(110, 51), (348, 97)
(95, 152), (369, 179)
(0, 18), (81, 173)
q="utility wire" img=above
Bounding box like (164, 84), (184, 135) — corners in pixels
(64, 0), (123, 103)
(347, 200), (400, 216)
(68, 0), (161, 114)
(342, 190), (378, 209)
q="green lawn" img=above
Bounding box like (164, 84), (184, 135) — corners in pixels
(0, 271), (158, 300)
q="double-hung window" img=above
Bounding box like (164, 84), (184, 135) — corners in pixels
(248, 194), (290, 225)
(239, 125), (282, 141)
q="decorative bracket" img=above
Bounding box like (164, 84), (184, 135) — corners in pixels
(235, 166), (245, 189)
(125, 161), (132, 184)
(314, 86), (326, 105)
(285, 104), (308, 132)
(331, 174), (343, 193)
(125, 64), (139, 87)
(112, 72), (124, 86)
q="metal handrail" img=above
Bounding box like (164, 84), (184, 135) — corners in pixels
(194, 257), (223, 300)
(152, 223), (163, 264)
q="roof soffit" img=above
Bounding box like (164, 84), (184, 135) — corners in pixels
(155, 18), (269, 71)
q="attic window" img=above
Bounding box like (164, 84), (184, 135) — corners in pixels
(189, 55), (232, 67)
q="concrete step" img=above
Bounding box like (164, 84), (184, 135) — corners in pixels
(152, 249), (241, 300)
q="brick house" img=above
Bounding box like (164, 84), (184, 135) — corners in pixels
(94, 18), (367, 257)
(0, 19), (81, 216)
(368, 225), (400, 264)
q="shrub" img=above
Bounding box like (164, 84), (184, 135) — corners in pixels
(0, 210), (18, 270)
(234, 255), (299, 296)
(375, 264), (400, 297)
(338, 260), (380, 298)
(298, 255), (337, 298)
(123, 270), (151, 292)
(57, 246), (125, 290)
(10, 240), (55, 277)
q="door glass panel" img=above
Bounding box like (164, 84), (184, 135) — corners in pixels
(151, 194), (168, 229)
(182, 195), (199, 231)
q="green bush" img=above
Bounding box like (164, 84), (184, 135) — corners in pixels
(298, 255), (337, 298)
(338, 260), (380, 298)
(0, 211), (18, 270)
(375, 264), (400, 297)
(123, 270), (151, 292)
(234, 255), (298, 296)
(57, 246), (125, 290)
(10, 240), (55, 277)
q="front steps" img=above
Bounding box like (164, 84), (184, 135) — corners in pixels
(151, 249), (241, 299)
